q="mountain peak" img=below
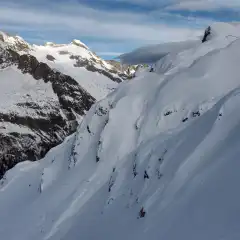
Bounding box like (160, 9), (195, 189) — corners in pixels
(71, 39), (89, 49)
(43, 40), (89, 50)
(0, 31), (30, 52)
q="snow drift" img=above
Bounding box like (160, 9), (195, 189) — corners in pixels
(118, 39), (200, 64)
(1, 22), (240, 240)
(118, 22), (240, 65)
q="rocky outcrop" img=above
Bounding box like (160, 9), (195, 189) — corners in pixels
(0, 31), (30, 52)
(70, 55), (128, 82)
(106, 60), (141, 79)
(0, 47), (95, 177)
(106, 60), (127, 72)
(202, 26), (211, 43)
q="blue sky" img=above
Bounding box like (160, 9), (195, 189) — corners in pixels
(0, 0), (240, 59)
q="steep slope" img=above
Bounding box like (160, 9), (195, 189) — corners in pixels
(106, 60), (139, 77)
(0, 31), (31, 52)
(0, 32), (128, 100)
(31, 41), (127, 100)
(0, 46), (95, 177)
(1, 23), (240, 240)
(0, 32), (129, 177)
(118, 39), (200, 64)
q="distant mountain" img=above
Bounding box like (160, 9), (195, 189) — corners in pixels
(31, 40), (130, 99)
(0, 32), (129, 176)
(0, 43), (95, 177)
(0, 31), (31, 52)
(106, 59), (148, 78)
(0, 32), (130, 99)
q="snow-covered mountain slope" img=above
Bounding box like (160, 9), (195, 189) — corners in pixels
(2, 23), (240, 240)
(30, 41), (127, 100)
(0, 31), (30, 52)
(118, 22), (240, 65)
(0, 32), (128, 100)
(0, 32), (129, 176)
(0, 46), (95, 177)
(118, 39), (200, 64)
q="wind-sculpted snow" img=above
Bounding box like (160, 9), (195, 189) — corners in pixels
(118, 40), (200, 64)
(118, 23), (240, 66)
(1, 23), (240, 240)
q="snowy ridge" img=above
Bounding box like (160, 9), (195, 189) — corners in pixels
(0, 31), (30, 52)
(1, 23), (240, 240)
(0, 45), (95, 176)
(0, 31), (127, 100)
(31, 41), (127, 100)
(118, 39), (200, 64)
(0, 30), (128, 176)
(119, 22), (240, 66)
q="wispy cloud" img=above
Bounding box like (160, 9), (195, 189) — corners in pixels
(98, 52), (124, 56)
(0, 2), (202, 41)
(167, 0), (240, 11)
(0, 0), (238, 58)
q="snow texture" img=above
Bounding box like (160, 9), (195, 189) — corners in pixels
(1, 22), (240, 240)
(31, 41), (120, 100)
(118, 39), (200, 64)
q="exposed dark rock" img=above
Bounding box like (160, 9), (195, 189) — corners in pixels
(144, 170), (149, 179)
(133, 161), (137, 177)
(0, 47), (96, 177)
(87, 126), (91, 134)
(59, 50), (69, 55)
(46, 54), (56, 61)
(192, 111), (200, 117)
(19, 54), (39, 74)
(182, 117), (189, 123)
(34, 62), (52, 80)
(106, 60), (136, 78)
(0, 34), (4, 42)
(71, 55), (126, 82)
(164, 110), (172, 116)
(202, 26), (211, 43)
(139, 207), (146, 218)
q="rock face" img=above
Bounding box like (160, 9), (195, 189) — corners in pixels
(0, 46), (95, 177)
(70, 54), (125, 83)
(106, 60), (147, 79)
(30, 40), (129, 100)
(0, 31), (132, 177)
(0, 31), (30, 52)
(202, 26), (211, 43)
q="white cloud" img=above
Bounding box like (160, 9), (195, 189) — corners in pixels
(1, 0), (237, 56)
(0, 3), (202, 43)
(167, 0), (240, 11)
(0, 0), (218, 56)
(98, 52), (124, 56)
